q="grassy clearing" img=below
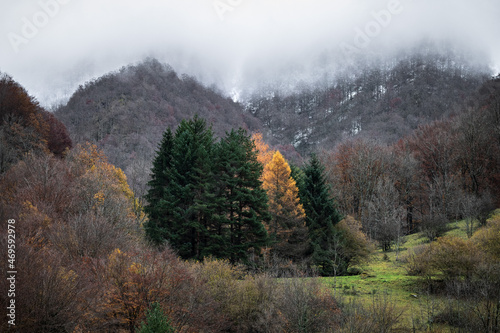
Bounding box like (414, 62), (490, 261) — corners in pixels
(321, 250), (427, 330)
(320, 222), (475, 331)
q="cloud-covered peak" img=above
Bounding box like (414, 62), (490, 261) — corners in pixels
(1, 0), (498, 107)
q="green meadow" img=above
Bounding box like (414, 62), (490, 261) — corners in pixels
(320, 218), (483, 332)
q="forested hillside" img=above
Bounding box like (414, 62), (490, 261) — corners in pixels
(0, 73), (72, 172)
(247, 44), (490, 153)
(55, 50), (491, 200)
(320, 75), (500, 249)
(55, 59), (265, 198)
(2, 0), (499, 329)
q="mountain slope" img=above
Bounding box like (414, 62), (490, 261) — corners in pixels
(246, 48), (491, 153)
(56, 50), (492, 198)
(55, 59), (264, 197)
(0, 73), (72, 173)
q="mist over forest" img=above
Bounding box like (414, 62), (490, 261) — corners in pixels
(1, 0), (499, 107)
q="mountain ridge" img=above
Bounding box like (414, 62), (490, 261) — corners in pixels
(55, 59), (265, 197)
(54, 51), (492, 197)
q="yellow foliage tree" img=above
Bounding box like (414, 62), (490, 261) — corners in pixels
(262, 151), (306, 256)
(252, 133), (275, 168)
(71, 143), (139, 220)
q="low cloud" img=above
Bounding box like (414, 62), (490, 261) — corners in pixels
(1, 0), (499, 106)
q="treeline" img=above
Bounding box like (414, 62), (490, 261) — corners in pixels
(319, 76), (500, 250)
(146, 73), (500, 273)
(53, 51), (490, 216)
(0, 143), (342, 332)
(144, 116), (370, 276)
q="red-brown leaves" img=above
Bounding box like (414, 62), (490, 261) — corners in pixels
(0, 74), (72, 173)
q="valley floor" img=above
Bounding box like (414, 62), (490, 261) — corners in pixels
(321, 218), (490, 332)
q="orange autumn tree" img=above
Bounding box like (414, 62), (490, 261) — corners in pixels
(262, 151), (307, 259)
(252, 133), (275, 169)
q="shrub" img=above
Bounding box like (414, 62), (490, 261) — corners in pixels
(336, 295), (405, 333)
(334, 216), (373, 274)
(472, 215), (500, 259)
(279, 277), (340, 332)
(428, 237), (482, 281)
(403, 244), (432, 277)
(405, 225), (500, 332)
(433, 305), (474, 329)
(192, 258), (282, 332)
(347, 267), (363, 275)
(137, 302), (176, 333)
(405, 237), (482, 281)
(191, 258), (341, 332)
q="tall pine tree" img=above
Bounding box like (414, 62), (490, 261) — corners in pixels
(144, 116), (271, 263)
(302, 153), (343, 276)
(144, 116), (216, 259)
(213, 128), (270, 263)
(168, 116), (216, 259)
(144, 128), (174, 245)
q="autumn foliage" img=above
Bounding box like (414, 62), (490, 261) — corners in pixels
(262, 151), (305, 231)
(1, 71), (499, 332)
(261, 151), (307, 259)
(0, 73), (72, 173)
(0, 143), (139, 330)
(252, 132), (274, 167)
(0, 143), (227, 332)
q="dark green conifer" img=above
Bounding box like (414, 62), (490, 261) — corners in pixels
(214, 128), (270, 263)
(144, 117), (270, 263)
(302, 153), (343, 276)
(144, 128), (174, 245)
(167, 116), (216, 259)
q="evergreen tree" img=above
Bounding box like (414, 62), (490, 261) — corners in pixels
(302, 153), (343, 276)
(144, 128), (174, 245)
(143, 116), (216, 259)
(144, 117), (271, 263)
(290, 163), (306, 198)
(137, 302), (176, 333)
(167, 116), (216, 259)
(214, 128), (270, 262)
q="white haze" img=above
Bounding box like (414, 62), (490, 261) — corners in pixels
(0, 0), (499, 107)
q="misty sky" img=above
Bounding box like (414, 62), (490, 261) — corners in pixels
(1, 0), (499, 107)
